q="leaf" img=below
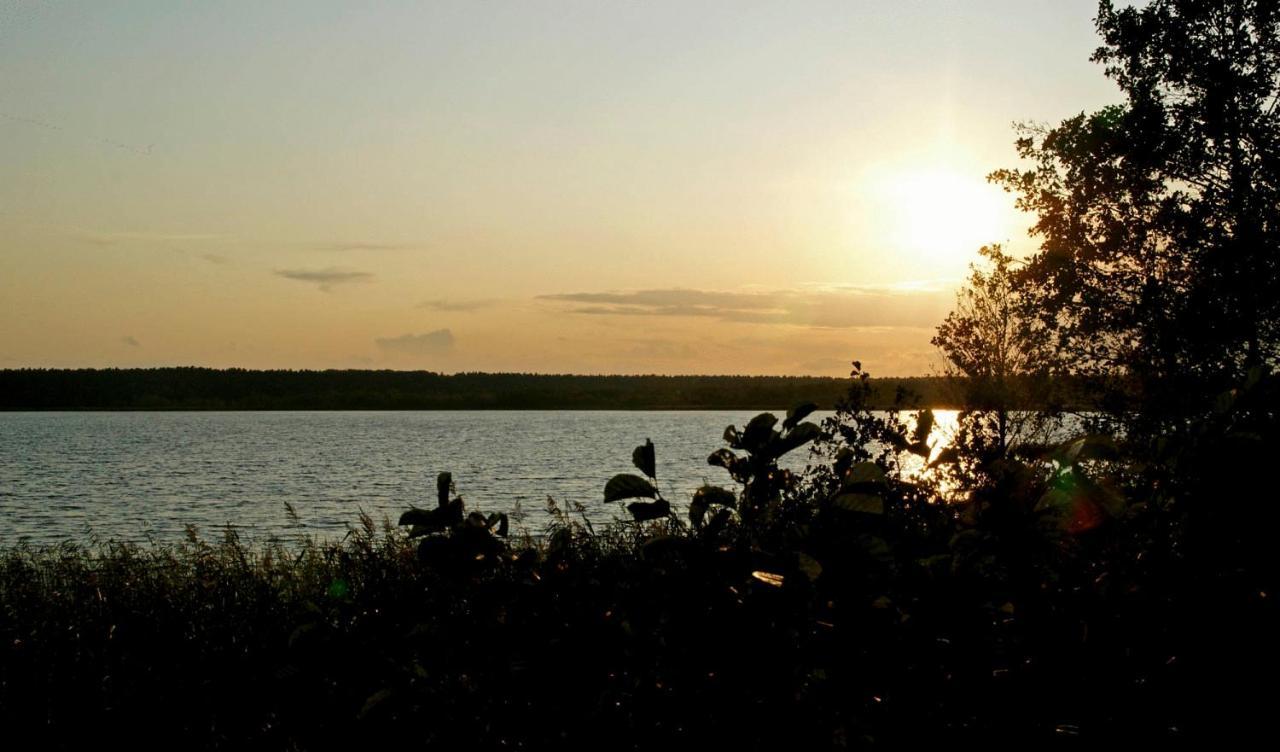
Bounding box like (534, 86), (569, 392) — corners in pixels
(632, 439), (657, 479)
(833, 493), (884, 515)
(456, 525), (504, 558)
(751, 571), (785, 587)
(859, 535), (893, 562)
(711, 450), (747, 483)
(1035, 472), (1119, 535)
(784, 402), (819, 430)
(928, 447), (960, 468)
(704, 508), (732, 538)
(773, 421), (821, 457)
(398, 507), (434, 527)
(741, 412), (779, 451)
(796, 552), (822, 582)
(689, 495), (709, 527)
(436, 472), (452, 508)
(626, 498), (671, 522)
(842, 462), (886, 490)
(692, 484), (737, 509)
(486, 512), (509, 537)
(691, 485), (736, 526)
(400, 499), (464, 533)
(358, 688), (396, 721)
(913, 409), (935, 445)
(711, 450), (742, 473)
(723, 425), (741, 447)
(604, 473), (657, 503)
(441, 497), (464, 526)
(642, 534), (693, 560)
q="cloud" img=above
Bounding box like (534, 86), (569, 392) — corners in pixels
(274, 267), (374, 292)
(78, 231), (224, 246)
(539, 286), (954, 329)
(121, 336), (140, 347)
(418, 299), (493, 312)
(311, 241), (415, 252)
(200, 253), (229, 265)
(620, 338), (704, 360)
(375, 329), (456, 356)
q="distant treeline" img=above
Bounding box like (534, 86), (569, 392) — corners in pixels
(0, 368), (981, 411)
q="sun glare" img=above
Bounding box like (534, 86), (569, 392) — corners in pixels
(881, 167), (1012, 272)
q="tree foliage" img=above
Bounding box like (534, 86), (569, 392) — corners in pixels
(989, 0), (1280, 412)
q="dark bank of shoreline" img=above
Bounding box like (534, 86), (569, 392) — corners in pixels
(0, 368), (1101, 411)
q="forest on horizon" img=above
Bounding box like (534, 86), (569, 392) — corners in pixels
(0, 367), (994, 410)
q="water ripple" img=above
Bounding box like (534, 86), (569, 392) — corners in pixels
(0, 410), (864, 546)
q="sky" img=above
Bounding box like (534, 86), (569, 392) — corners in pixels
(0, 1), (1123, 376)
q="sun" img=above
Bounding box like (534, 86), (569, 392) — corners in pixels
(880, 167), (1012, 272)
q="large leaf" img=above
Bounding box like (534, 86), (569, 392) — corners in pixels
(456, 525), (505, 559)
(604, 473), (657, 503)
(842, 461), (886, 491)
(796, 552), (823, 582)
(833, 492), (884, 515)
(357, 689), (397, 721)
(772, 421), (821, 457)
(928, 446), (960, 468)
(641, 534), (693, 560)
(689, 494), (710, 527)
(913, 409), (935, 445)
(436, 472), (452, 508)
(707, 448), (747, 481)
(626, 498), (671, 522)
(708, 448), (738, 470)
(704, 508), (733, 538)
(690, 485), (737, 526)
(751, 571), (785, 587)
(1037, 469), (1124, 534)
(783, 402), (819, 430)
(398, 506), (435, 528)
(400, 499), (463, 535)
(632, 438), (657, 478)
(692, 484), (737, 509)
(741, 412), (779, 451)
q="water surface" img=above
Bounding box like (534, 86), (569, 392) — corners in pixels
(1, 410), (875, 545)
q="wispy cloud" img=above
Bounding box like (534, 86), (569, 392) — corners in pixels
(375, 329), (456, 356)
(418, 299), (494, 312)
(539, 286), (953, 329)
(311, 241), (416, 252)
(200, 253), (229, 265)
(274, 267), (374, 292)
(121, 336), (140, 347)
(78, 231), (225, 246)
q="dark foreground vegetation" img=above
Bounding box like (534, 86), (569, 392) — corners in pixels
(1, 367), (1276, 748)
(4, 1), (1280, 747)
(0, 368), (946, 411)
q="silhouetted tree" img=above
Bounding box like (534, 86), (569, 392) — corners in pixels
(932, 245), (1055, 458)
(990, 0), (1280, 418)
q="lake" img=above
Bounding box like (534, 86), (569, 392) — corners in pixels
(0, 410), (958, 546)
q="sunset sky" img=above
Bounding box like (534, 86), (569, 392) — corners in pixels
(1, 1), (1121, 376)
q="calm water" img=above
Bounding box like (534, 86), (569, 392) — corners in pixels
(1, 410), (902, 546)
